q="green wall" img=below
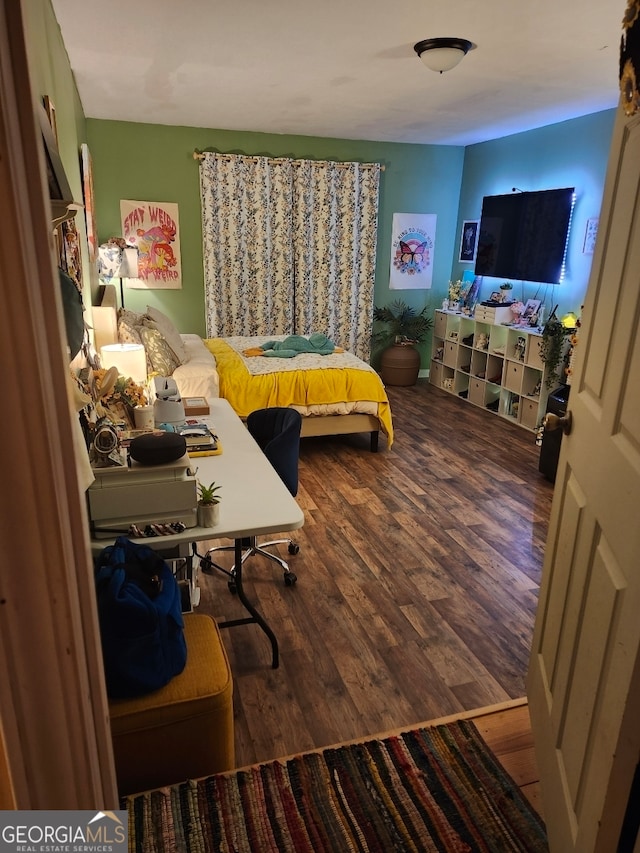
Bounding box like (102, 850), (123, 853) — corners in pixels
(86, 120), (465, 356)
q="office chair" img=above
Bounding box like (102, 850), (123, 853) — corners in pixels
(200, 407), (302, 591)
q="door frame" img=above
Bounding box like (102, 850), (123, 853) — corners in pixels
(0, 0), (117, 808)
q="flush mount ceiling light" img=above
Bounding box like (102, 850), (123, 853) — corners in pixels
(413, 37), (474, 73)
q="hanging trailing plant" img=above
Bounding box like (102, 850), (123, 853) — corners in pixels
(540, 309), (571, 388)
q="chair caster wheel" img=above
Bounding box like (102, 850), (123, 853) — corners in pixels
(227, 579), (237, 594)
(288, 542), (300, 555)
(284, 572), (297, 587)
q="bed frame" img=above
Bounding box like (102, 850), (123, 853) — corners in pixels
(300, 413), (380, 451)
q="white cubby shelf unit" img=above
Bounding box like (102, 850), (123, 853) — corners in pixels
(430, 309), (553, 432)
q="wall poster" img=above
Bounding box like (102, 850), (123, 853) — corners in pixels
(389, 212), (436, 290)
(120, 199), (182, 289)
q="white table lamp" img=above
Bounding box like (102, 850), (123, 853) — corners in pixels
(100, 343), (147, 383)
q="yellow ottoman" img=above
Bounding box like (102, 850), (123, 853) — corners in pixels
(109, 613), (234, 795)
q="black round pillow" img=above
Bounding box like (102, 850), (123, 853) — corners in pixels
(129, 432), (186, 465)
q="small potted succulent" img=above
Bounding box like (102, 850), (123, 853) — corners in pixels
(499, 282), (514, 304)
(197, 481), (222, 527)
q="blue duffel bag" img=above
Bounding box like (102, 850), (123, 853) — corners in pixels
(94, 536), (187, 699)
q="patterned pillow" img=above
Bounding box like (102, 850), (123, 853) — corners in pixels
(139, 326), (180, 376)
(118, 316), (143, 346)
(146, 305), (187, 364)
(117, 308), (145, 346)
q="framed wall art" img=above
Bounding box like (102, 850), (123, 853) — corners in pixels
(81, 143), (98, 263)
(459, 220), (479, 263)
(583, 217), (599, 254)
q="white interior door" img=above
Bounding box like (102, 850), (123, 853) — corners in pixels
(527, 98), (640, 852)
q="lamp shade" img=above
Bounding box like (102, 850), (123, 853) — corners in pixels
(120, 246), (139, 278)
(98, 243), (139, 279)
(100, 343), (147, 383)
(561, 312), (578, 328)
(414, 38), (473, 73)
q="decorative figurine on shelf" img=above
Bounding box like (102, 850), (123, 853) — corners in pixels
(511, 301), (525, 323)
(515, 336), (526, 361)
(476, 333), (489, 351)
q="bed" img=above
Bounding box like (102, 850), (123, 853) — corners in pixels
(204, 335), (393, 450)
(92, 286), (393, 451)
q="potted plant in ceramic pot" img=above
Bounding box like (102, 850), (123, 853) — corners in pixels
(372, 299), (433, 386)
(499, 282), (514, 304)
(197, 481), (222, 527)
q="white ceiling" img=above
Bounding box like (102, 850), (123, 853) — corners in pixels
(51, 0), (623, 147)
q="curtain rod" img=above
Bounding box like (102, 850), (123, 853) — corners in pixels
(192, 149), (385, 171)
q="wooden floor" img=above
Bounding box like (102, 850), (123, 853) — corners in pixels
(196, 379), (554, 811)
(468, 700), (542, 817)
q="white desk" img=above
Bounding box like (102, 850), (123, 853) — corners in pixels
(91, 398), (304, 667)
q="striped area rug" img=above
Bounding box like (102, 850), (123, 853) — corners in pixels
(124, 719), (547, 852)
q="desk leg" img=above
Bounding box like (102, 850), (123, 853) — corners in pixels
(218, 538), (280, 669)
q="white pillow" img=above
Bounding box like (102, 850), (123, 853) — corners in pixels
(146, 305), (188, 364)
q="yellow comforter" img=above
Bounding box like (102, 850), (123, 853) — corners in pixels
(205, 337), (393, 446)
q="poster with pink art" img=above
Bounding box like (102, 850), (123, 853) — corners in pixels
(389, 212), (436, 290)
(120, 199), (182, 289)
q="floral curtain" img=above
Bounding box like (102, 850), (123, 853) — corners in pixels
(292, 160), (380, 360)
(199, 152), (381, 361)
(199, 153), (294, 337)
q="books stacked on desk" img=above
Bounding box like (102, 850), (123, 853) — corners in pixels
(176, 422), (219, 454)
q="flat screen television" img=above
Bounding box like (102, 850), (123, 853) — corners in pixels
(474, 188), (575, 285)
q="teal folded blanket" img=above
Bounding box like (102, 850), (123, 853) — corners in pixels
(257, 333), (339, 358)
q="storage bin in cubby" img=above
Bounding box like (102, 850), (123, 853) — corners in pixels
(433, 311), (449, 339)
(430, 359), (444, 387)
(519, 398), (540, 430)
(469, 378), (486, 406)
(443, 341), (458, 368)
(504, 361), (524, 393)
(526, 334), (545, 370)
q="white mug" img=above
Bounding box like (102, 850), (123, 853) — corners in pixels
(134, 405), (154, 430)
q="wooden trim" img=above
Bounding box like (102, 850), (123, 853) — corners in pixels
(226, 698), (530, 775)
(0, 0), (117, 808)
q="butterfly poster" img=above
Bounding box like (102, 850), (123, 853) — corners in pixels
(389, 213), (436, 290)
